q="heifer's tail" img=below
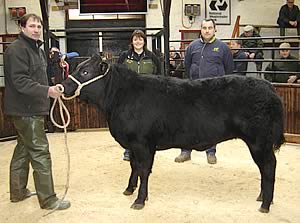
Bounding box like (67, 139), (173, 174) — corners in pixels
(273, 129), (285, 151)
(272, 99), (285, 151)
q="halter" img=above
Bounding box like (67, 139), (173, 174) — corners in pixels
(56, 63), (110, 100)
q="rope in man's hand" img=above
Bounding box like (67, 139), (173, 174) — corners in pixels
(44, 84), (71, 217)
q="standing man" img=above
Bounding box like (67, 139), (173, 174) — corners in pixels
(174, 18), (234, 164)
(4, 13), (70, 210)
(277, 0), (300, 36)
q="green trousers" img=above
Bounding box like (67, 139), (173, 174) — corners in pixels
(10, 116), (58, 208)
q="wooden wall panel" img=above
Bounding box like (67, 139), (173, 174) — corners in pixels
(0, 88), (17, 137)
(273, 84), (300, 135)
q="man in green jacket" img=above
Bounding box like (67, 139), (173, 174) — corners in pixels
(264, 42), (300, 83)
(240, 25), (264, 77)
(4, 13), (70, 210)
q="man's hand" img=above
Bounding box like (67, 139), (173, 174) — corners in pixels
(249, 53), (255, 59)
(287, 75), (297, 83)
(48, 86), (62, 98)
(289, 20), (297, 27)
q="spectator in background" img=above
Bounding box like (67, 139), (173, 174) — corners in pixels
(169, 46), (184, 78)
(48, 47), (79, 85)
(118, 29), (161, 161)
(174, 18), (234, 165)
(264, 42), (300, 83)
(230, 39), (248, 75)
(277, 0), (300, 36)
(240, 25), (264, 77)
(47, 47), (79, 133)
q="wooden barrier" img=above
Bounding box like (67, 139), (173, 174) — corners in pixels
(0, 88), (16, 138)
(1, 84), (300, 143)
(273, 83), (300, 143)
(0, 87), (107, 139)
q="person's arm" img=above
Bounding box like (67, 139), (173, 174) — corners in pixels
(117, 51), (127, 64)
(184, 46), (192, 79)
(64, 52), (79, 59)
(4, 47), (49, 99)
(264, 63), (277, 82)
(295, 5), (300, 23)
(278, 5), (290, 24)
(235, 51), (248, 74)
(223, 45), (234, 75)
(257, 34), (264, 49)
(296, 61), (300, 80)
(151, 52), (161, 75)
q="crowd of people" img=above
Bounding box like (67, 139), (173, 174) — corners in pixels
(2, 0), (300, 211)
(170, 0), (300, 83)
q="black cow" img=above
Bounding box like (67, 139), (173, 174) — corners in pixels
(61, 55), (284, 213)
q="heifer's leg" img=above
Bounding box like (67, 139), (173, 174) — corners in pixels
(131, 148), (155, 210)
(123, 152), (138, 196)
(248, 142), (276, 213)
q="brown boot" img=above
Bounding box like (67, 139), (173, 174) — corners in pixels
(174, 152), (191, 163)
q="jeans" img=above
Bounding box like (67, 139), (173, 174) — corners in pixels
(181, 145), (216, 156)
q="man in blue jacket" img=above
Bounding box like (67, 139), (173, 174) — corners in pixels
(174, 18), (234, 164)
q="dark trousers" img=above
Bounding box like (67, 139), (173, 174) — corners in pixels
(10, 116), (58, 207)
(181, 145), (216, 156)
(278, 21), (300, 36)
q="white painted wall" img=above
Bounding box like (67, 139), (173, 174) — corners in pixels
(0, 0), (293, 41)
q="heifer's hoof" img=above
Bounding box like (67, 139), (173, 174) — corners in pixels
(123, 190), (133, 196)
(258, 207), (269, 213)
(256, 195), (263, 202)
(130, 203), (145, 210)
(256, 196), (273, 204)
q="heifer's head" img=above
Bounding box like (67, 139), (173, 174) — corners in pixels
(61, 54), (109, 98)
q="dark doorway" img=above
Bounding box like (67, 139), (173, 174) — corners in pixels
(66, 19), (145, 58)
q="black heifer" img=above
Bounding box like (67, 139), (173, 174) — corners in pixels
(61, 55), (284, 213)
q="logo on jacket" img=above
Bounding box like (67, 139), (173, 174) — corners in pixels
(213, 47), (220, 52)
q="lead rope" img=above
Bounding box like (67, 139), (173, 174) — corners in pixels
(44, 85), (71, 217)
(44, 64), (110, 216)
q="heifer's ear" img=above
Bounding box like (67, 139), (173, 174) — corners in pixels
(91, 54), (102, 63)
(99, 61), (109, 74)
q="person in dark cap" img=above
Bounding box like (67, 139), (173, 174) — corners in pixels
(277, 0), (300, 36)
(239, 25), (264, 77)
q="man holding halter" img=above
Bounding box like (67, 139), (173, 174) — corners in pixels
(4, 13), (70, 210)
